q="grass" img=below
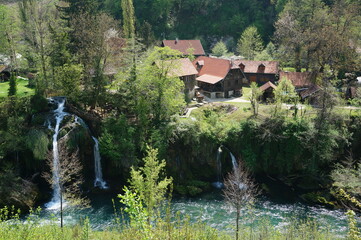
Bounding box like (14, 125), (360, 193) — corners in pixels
(0, 78), (35, 98)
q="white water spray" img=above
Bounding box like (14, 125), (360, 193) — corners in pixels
(92, 137), (108, 189)
(45, 98), (67, 210)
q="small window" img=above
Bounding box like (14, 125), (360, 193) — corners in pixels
(258, 64), (265, 73)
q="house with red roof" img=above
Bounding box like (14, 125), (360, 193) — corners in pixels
(279, 71), (314, 90)
(234, 60), (279, 86)
(162, 39), (205, 56)
(158, 58), (199, 100)
(192, 56), (244, 98)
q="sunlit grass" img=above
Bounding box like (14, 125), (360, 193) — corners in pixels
(0, 78), (35, 98)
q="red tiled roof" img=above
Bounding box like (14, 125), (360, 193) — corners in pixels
(193, 56), (231, 79)
(279, 71), (313, 88)
(196, 74), (223, 84)
(162, 40), (205, 56)
(234, 60), (279, 74)
(259, 81), (277, 92)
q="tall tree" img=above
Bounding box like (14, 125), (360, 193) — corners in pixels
(128, 146), (172, 223)
(237, 26), (264, 60)
(0, 4), (18, 70)
(18, 0), (55, 95)
(212, 41), (228, 57)
(274, 0), (360, 73)
(223, 160), (259, 240)
(121, 0), (136, 39)
(136, 47), (185, 125)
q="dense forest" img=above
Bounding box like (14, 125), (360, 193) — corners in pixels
(0, 0), (361, 238)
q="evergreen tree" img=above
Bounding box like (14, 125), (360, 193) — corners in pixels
(8, 74), (17, 97)
(121, 0), (135, 39)
(212, 41), (228, 57)
(237, 26), (264, 60)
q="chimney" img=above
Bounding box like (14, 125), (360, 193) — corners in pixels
(175, 38), (179, 44)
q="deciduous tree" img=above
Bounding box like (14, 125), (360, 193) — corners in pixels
(237, 26), (264, 60)
(223, 160), (259, 240)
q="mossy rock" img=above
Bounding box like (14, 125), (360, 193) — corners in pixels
(301, 192), (336, 208)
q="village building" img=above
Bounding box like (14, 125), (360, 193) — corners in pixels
(166, 58), (198, 100)
(156, 58), (198, 100)
(0, 65), (10, 82)
(259, 81), (277, 102)
(234, 60), (279, 86)
(279, 71), (314, 91)
(162, 39), (205, 56)
(192, 56), (244, 98)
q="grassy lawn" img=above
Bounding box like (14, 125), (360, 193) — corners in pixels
(241, 87), (251, 100)
(0, 78), (35, 98)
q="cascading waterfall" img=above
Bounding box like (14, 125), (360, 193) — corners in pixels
(229, 151), (238, 169)
(45, 98), (108, 210)
(92, 136), (108, 189)
(75, 117), (108, 189)
(212, 147), (224, 189)
(45, 98), (67, 210)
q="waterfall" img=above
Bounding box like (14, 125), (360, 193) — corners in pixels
(92, 136), (108, 189)
(75, 116), (108, 189)
(45, 98), (67, 210)
(212, 147), (224, 189)
(230, 151), (238, 170)
(45, 98), (108, 210)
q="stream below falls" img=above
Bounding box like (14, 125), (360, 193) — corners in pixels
(33, 191), (360, 238)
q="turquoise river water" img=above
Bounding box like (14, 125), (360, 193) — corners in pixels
(33, 190), (361, 238)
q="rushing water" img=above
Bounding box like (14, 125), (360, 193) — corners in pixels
(45, 98), (67, 210)
(37, 191), (358, 238)
(45, 98), (108, 209)
(92, 136), (108, 189)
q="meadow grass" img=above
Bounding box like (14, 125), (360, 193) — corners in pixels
(0, 78), (35, 98)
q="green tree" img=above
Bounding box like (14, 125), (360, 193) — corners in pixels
(8, 74), (17, 97)
(128, 146), (172, 223)
(121, 0), (136, 39)
(212, 41), (228, 57)
(249, 82), (261, 116)
(274, 0), (360, 73)
(136, 46), (185, 125)
(237, 26), (264, 60)
(273, 77), (298, 116)
(54, 64), (83, 100)
(0, 4), (18, 70)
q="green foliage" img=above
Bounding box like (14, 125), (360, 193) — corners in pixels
(249, 82), (261, 116)
(346, 210), (361, 240)
(129, 146), (172, 221)
(54, 64), (83, 100)
(25, 129), (49, 160)
(136, 47), (185, 124)
(118, 186), (149, 230)
(7, 74), (17, 96)
(99, 115), (136, 170)
(331, 164), (361, 197)
(121, 0), (135, 38)
(237, 26), (264, 60)
(212, 41), (228, 57)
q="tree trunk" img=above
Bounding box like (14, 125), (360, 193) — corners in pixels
(236, 208), (240, 240)
(60, 188), (63, 228)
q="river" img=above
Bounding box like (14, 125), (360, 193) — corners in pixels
(34, 190), (357, 238)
